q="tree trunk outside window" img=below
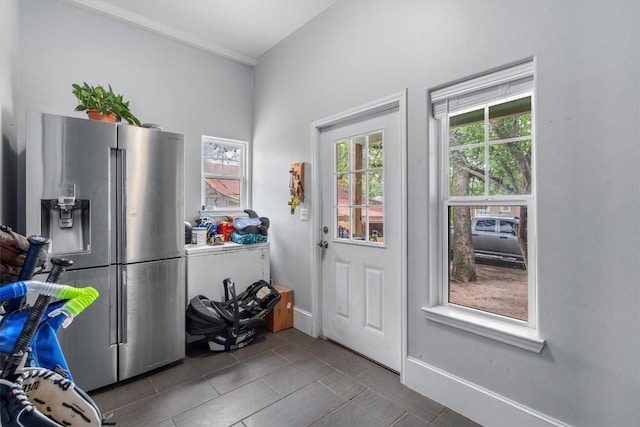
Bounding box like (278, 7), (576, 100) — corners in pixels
(451, 167), (476, 282)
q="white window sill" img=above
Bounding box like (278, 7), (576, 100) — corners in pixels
(422, 305), (545, 353)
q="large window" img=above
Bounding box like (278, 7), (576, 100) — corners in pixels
(425, 60), (543, 352)
(201, 137), (248, 213)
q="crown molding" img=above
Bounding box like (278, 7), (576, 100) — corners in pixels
(62, 0), (257, 66)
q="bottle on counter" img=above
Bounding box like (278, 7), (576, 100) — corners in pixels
(221, 221), (236, 242)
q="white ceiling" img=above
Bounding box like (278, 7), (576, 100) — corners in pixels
(64, 0), (339, 66)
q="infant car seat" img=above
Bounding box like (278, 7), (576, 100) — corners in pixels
(186, 278), (280, 352)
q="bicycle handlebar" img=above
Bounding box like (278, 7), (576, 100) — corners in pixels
(0, 280), (98, 320)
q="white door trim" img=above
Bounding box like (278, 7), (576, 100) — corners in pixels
(310, 90), (408, 379)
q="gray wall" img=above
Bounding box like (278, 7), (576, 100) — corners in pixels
(14, 0), (254, 232)
(253, 0), (640, 426)
(0, 0), (20, 226)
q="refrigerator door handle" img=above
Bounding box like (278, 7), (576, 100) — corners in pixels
(120, 268), (128, 344)
(120, 149), (128, 262)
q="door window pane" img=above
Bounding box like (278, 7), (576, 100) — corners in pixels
(368, 207), (384, 243)
(333, 131), (384, 245)
(368, 133), (384, 168)
(336, 173), (349, 206)
(369, 170), (383, 201)
(353, 171), (365, 205)
(351, 207), (366, 240)
(353, 136), (366, 171)
(336, 206), (350, 240)
(336, 140), (349, 173)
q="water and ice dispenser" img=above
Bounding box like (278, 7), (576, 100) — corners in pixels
(40, 183), (91, 254)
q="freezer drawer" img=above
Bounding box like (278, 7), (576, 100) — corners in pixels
(186, 243), (270, 303)
(55, 266), (118, 392)
(118, 257), (185, 381)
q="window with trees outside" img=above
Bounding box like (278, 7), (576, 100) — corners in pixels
(201, 137), (248, 212)
(426, 60), (542, 351)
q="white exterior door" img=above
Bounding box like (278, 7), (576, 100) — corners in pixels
(320, 106), (402, 371)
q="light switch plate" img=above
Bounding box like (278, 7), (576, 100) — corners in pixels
(300, 208), (309, 221)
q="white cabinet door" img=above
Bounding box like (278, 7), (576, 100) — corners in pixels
(186, 243), (270, 302)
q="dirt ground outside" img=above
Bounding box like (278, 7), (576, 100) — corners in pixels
(449, 258), (528, 321)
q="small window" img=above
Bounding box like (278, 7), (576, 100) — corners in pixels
(201, 136), (248, 213)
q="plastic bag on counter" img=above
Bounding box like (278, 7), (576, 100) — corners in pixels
(231, 231), (267, 245)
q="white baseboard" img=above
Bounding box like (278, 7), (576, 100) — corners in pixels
(404, 357), (569, 427)
(293, 306), (314, 336)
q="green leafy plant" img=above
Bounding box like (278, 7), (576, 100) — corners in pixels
(72, 82), (141, 126)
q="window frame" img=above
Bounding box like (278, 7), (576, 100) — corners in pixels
(423, 60), (545, 353)
(200, 136), (250, 215)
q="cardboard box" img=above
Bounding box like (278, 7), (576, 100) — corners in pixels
(266, 285), (293, 332)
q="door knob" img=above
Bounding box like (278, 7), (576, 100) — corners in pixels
(317, 240), (328, 249)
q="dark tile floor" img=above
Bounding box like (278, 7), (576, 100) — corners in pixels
(90, 328), (481, 427)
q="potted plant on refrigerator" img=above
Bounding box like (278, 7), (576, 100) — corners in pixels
(71, 82), (141, 126)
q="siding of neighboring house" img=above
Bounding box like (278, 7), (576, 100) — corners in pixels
(205, 177), (240, 207)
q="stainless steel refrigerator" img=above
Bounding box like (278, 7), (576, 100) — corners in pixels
(25, 112), (185, 391)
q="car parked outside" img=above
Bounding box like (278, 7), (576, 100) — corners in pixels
(451, 215), (523, 261)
